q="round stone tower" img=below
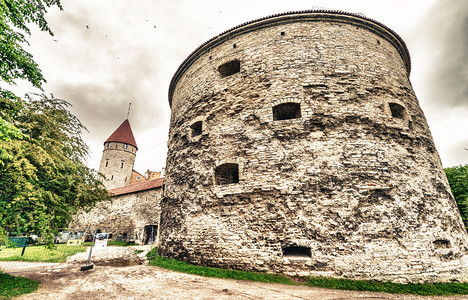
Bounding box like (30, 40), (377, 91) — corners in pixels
(98, 119), (138, 190)
(160, 10), (468, 283)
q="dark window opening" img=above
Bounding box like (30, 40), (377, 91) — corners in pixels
(280, 31), (285, 36)
(433, 239), (451, 249)
(125, 177), (127, 182)
(111, 175), (114, 180)
(273, 103), (301, 120)
(121, 161), (124, 168)
(215, 163), (239, 185)
(124, 143), (128, 149)
(283, 246), (311, 258)
(191, 121), (203, 138)
(105, 160), (109, 167)
(218, 60), (240, 78)
(233, 43), (237, 48)
(389, 103), (405, 119)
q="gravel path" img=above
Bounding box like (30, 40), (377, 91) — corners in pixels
(17, 265), (465, 300)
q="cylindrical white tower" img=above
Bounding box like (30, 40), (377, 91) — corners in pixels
(98, 119), (138, 190)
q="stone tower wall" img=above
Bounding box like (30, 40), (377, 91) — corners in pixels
(98, 141), (137, 189)
(160, 11), (468, 283)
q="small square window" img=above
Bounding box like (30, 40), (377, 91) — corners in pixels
(191, 121), (203, 138)
(273, 103), (301, 120)
(215, 163), (239, 185)
(218, 60), (240, 78)
(389, 103), (406, 120)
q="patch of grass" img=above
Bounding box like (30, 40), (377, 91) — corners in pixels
(0, 244), (87, 263)
(0, 272), (40, 299)
(134, 249), (144, 255)
(305, 276), (468, 296)
(147, 248), (468, 296)
(147, 248), (294, 285)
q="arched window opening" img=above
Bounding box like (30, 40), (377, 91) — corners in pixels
(389, 103), (406, 119)
(273, 103), (301, 120)
(191, 121), (203, 138)
(283, 246), (311, 258)
(215, 163), (239, 185)
(218, 60), (240, 78)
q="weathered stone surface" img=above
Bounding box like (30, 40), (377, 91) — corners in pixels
(159, 10), (468, 283)
(70, 187), (162, 244)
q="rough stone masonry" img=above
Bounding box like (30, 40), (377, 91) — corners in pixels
(159, 10), (468, 283)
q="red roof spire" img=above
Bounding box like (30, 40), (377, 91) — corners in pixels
(104, 119), (138, 149)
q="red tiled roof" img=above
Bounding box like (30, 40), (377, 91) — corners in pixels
(109, 177), (164, 196)
(104, 119), (138, 149)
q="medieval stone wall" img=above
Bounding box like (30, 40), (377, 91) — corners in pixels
(160, 11), (468, 283)
(71, 188), (162, 244)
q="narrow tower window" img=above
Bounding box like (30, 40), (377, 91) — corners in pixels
(121, 161), (124, 169)
(273, 103), (301, 120)
(218, 60), (240, 78)
(283, 246), (311, 258)
(190, 121), (203, 138)
(123, 143), (128, 149)
(105, 160), (109, 167)
(389, 103), (406, 120)
(215, 163), (239, 185)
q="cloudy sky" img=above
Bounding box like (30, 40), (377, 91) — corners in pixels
(3, 0), (468, 173)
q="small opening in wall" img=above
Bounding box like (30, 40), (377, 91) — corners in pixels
(123, 143), (128, 149)
(218, 60), (240, 78)
(233, 43), (237, 48)
(105, 160), (109, 167)
(433, 239), (451, 249)
(111, 175), (114, 180)
(389, 103), (406, 120)
(121, 161), (124, 169)
(283, 246), (311, 258)
(273, 103), (301, 120)
(191, 121), (203, 138)
(280, 31), (285, 36)
(215, 163), (239, 185)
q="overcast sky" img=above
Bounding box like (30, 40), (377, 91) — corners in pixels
(3, 0), (468, 173)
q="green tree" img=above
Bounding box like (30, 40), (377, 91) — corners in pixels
(1, 2), (108, 241)
(1, 0), (62, 99)
(445, 165), (468, 228)
(0, 93), (108, 240)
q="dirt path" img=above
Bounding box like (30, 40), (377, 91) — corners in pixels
(16, 265), (465, 300)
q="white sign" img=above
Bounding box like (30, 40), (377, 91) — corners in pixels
(94, 233), (108, 248)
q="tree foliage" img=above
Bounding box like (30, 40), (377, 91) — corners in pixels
(445, 165), (468, 228)
(0, 1), (109, 242)
(0, 94), (108, 240)
(0, 0), (62, 99)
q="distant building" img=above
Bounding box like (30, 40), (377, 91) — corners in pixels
(71, 119), (163, 244)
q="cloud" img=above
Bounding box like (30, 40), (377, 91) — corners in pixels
(418, 0), (468, 110)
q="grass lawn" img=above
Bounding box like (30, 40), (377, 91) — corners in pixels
(0, 272), (40, 299)
(147, 248), (468, 296)
(0, 244), (87, 263)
